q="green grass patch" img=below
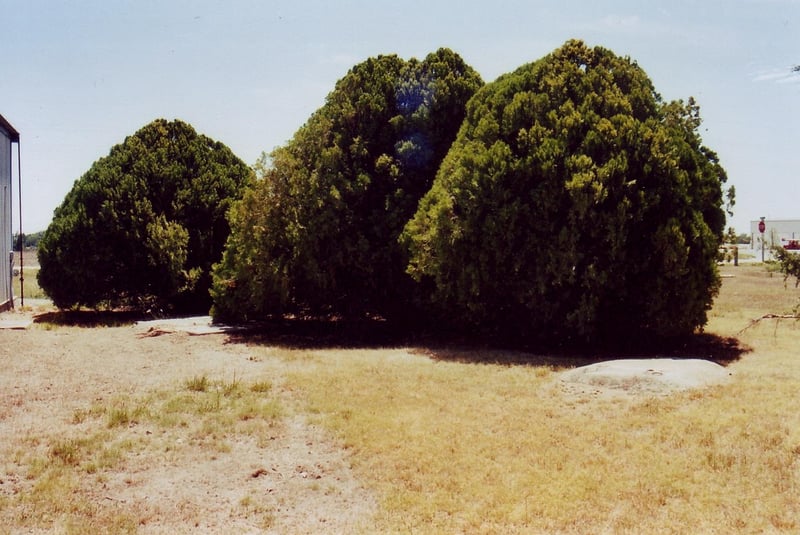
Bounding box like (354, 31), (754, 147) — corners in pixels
(13, 267), (47, 300)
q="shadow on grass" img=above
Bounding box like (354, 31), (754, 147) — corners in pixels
(32, 309), (750, 368)
(33, 309), (149, 328)
(419, 332), (749, 368)
(223, 316), (750, 368)
(224, 317), (419, 349)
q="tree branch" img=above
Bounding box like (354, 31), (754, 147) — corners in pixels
(736, 314), (798, 336)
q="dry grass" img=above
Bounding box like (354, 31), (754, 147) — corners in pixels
(2, 262), (800, 533)
(708, 263), (800, 336)
(1, 375), (283, 533)
(274, 263), (800, 533)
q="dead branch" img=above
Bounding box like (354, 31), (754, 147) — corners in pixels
(736, 314), (798, 336)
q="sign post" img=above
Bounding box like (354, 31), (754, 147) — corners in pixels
(759, 217), (766, 262)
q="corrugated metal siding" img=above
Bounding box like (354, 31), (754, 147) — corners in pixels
(0, 127), (12, 308)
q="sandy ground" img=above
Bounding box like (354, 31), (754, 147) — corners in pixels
(0, 311), (376, 534)
(0, 311), (731, 533)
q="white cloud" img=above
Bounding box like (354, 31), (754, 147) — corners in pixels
(751, 67), (800, 84)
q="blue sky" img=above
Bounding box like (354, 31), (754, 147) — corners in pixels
(2, 0), (798, 233)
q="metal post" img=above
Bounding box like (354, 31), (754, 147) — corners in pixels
(8, 251), (13, 309)
(16, 142), (22, 307)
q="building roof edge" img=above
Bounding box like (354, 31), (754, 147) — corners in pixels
(0, 114), (20, 142)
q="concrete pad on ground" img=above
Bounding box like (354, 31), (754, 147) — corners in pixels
(0, 316), (34, 329)
(560, 358), (731, 396)
(135, 316), (238, 336)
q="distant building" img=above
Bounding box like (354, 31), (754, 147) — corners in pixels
(750, 219), (800, 251)
(0, 113), (19, 311)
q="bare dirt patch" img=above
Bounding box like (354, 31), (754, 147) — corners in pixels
(0, 309), (376, 533)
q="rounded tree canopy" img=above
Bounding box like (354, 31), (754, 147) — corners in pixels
(38, 118), (253, 312)
(402, 40), (728, 344)
(212, 48), (483, 322)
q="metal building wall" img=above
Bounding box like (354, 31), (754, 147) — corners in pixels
(0, 126), (11, 309)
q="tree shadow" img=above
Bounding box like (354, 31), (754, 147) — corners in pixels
(31, 309), (750, 368)
(417, 332), (749, 368)
(223, 316), (420, 350)
(223, 316), (750, 369)
(33, 309), (149, 328)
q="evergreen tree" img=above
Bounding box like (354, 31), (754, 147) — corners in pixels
(38, 119), (253, 312)
(402, 40), (729, 343)
(212, 49), (482, 321)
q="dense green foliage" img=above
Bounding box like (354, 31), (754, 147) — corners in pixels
(402, 40), (729, 343)
(212, 49), (483, 321)
(38, 119), (253, 311)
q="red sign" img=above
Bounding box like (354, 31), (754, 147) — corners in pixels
(758, 220), (766, 233)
